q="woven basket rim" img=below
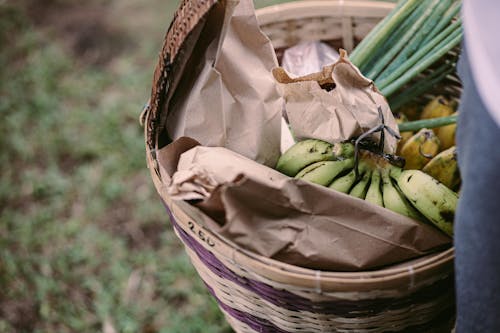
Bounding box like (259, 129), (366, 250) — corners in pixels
(256, 0), (396, 25)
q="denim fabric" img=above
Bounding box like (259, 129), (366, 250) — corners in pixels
(455, 43), (500, 332)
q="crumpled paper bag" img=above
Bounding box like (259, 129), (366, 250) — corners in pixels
(162, 142), (451, 271)
(273, 49), (399, 154)
(164, 0), (282, 167)
(168, 143), (288, 201)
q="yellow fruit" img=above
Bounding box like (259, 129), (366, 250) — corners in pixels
(437, 112), (458, 150)
(421, 96), (453, 119)
(400, 128), (440, 170)
(396, 102), (420, 121)
(394, 112), (414, 155)
(422, 146), (461, 190)
(449, 99), (459, 111)
(421, 96), (454, 134)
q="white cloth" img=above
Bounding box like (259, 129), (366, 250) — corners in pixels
(462, 0), (500, 127)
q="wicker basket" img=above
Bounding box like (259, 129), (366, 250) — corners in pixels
(143, 1), (457, 332)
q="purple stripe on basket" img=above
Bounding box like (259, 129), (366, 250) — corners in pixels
(165, 204), (454, 318)
(204, 280), (455, 333)
(203, 282), (291, 333)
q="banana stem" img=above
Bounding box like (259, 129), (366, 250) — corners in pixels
(398, 115), (457, 132)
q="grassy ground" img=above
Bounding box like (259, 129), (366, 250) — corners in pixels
(1, 1), (396, 332)
(0, 0), (232, 332)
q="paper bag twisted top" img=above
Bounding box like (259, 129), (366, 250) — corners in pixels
(273, 49), (399, 154)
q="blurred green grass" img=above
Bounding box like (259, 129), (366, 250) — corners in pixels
(0, 0), (395, 332)
(0, 0), (231, 332)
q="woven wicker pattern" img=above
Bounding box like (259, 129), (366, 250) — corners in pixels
(145, 1), (460, 332)
(256, 1), (394, 54)
(169, 204), (454, 333)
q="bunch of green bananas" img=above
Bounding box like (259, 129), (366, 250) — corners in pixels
(276, 139), (458, 237)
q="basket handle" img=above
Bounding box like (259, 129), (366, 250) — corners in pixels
(139, 100), (150, 127)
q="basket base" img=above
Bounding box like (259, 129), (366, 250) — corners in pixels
(222, 308), (455, 333)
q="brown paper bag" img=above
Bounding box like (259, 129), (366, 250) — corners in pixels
(165, 0), (282, 167)
(273, 50), (399, 154)
(161, 142), (451, 271)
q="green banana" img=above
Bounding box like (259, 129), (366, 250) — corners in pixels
(422, 146), (460, 190)
(295, 159), (354, 186)
(329, 169), (357, 193)
(276, 139), (334, 177)
(336, 142), (355, 159)
(329, 161), (367, 193)
(365, 168), (383, 207)
(349, 169), (372, 199)
(392, 168), (457, 236)
(276, 139), (354, 177)
(381, 168), (422, 220)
